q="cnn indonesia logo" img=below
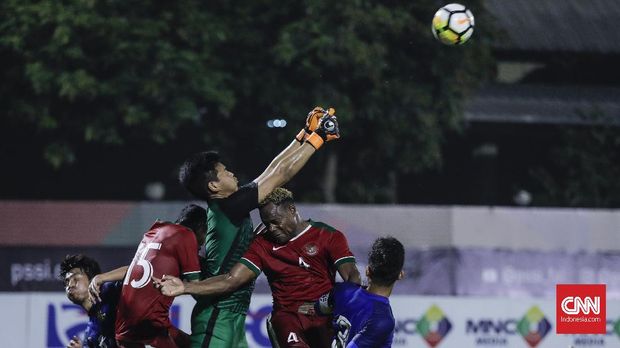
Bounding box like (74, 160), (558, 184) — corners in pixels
(556, 284), (606, 334)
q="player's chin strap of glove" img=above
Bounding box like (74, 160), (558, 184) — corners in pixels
(295, 106), (335, 143)
(305, 112), (340, 150)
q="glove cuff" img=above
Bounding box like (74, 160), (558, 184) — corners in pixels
(295, 129), (308, 143)
(306, 132), (324, 150)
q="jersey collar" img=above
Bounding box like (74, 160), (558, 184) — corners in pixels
(288, 223), (312, 242)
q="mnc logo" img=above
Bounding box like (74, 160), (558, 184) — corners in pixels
(416, 305), (452, 347)
(47, 302), (181, 348)
(517, 306), (551, 348)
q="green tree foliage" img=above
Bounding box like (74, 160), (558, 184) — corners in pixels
(1, 0), (494, 202)
(0, 0), (234, 168)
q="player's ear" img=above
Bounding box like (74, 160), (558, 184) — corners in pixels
(365, 266), (371, 278)
(398, 270), (404, 280)
(207, 180), (220, 193)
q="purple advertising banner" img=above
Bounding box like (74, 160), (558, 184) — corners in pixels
(3, 246), (620, 298)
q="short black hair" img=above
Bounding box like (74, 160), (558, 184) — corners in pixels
(367, 237), (404, 287)
(175, 203), (207, 232)
(178, 151), (221, 200)
(59, 254), (101, 281)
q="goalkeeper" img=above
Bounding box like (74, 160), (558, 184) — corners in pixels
(177, 107), (340, 348)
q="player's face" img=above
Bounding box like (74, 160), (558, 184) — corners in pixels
(212, 163), (238, 194)
(64, 268), (90, 305)
(260, 203), (297, 244)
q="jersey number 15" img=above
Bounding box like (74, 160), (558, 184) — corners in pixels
(124, 242), (162, 289)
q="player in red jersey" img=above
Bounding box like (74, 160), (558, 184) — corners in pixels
(155, 188), (361, 347)
(105, 204), (207, 348)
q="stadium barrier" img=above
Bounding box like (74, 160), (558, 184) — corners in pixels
(1, 293), (619, 348)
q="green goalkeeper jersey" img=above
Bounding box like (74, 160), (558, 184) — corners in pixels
(196, 182), (258, 313)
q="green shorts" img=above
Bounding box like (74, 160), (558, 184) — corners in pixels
(190, 305), (248, 348)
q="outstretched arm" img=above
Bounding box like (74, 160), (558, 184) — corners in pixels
(155, 262), (256, 297)
(255, 139), (304, 183)
(253, 107), (340, 203)
(254, 143), (317, 202)
(89, 266), (128, 303)
(254, 107), (327, 185)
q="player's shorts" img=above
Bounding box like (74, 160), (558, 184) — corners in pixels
(116, 325), (190, 348)
(190, 305), (248, 348)
(266, 308), (333, 348)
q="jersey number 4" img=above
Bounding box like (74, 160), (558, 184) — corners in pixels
(124, 242), (161, 288)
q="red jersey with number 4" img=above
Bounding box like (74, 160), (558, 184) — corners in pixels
(115, 221), (200, 341)
(239, 220), (355, 311)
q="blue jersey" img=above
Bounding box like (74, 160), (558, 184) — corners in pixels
(84, 281), (121, 348)
(328, 282), (395, 348)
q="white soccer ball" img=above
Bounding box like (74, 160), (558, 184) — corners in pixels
(432, 3), (475, 45)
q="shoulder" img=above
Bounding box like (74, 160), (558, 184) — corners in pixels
(371, 301), (395, 331)
(99, 281), (122, 304)
(332, 282), (361, 303)
(309, 220), (339, 233)
(251, 234), (270, 249)
(213, 182), (258, 219)
(334, 281), (361, 294)
(227, 182), (258, 200)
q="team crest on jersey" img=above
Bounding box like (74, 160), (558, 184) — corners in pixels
(303, 243), (319, 256)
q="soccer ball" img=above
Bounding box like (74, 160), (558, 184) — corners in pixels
(432, 3), (475, 45)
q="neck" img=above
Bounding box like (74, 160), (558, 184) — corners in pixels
(291, 218), (310, 237)
(367, 281), (394, 298)
(210, 192), (230, 199)
(82, 298), (93, 312)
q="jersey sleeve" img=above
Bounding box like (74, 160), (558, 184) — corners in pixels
(239, 239), (265, 276)
(327, 230), (356, 267)
(175, 229), (201, 281)
(218, 182), (259, 222)
(348, 307), (395, 348)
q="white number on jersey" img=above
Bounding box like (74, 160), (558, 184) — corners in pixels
(298, 257), (310, 269)
(332, 315), (352, 348)
(123, 242), (161, 288)
(287, 332), (300, 343)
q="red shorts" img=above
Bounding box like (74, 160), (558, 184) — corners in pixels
(116, 325), (190, 348)
(267, 309), (333, 348)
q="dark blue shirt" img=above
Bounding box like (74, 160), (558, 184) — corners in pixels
(84, 281), (121, 348)
(329, 282), (395, 348)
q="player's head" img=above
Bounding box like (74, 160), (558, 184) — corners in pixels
(179, 151), (238, 200)
(59, 254), (101, 305)
(259, 188), (300, 244)
(366, 237), (405, 287)
(175, 203), (208, 247)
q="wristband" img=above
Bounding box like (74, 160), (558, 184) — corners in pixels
(305, 132), (324, 150)
(295, 129), (307, 143)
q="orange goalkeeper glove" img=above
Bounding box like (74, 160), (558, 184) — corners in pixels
(296, 106), (336, 143)
(306, 113), (340, 150)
